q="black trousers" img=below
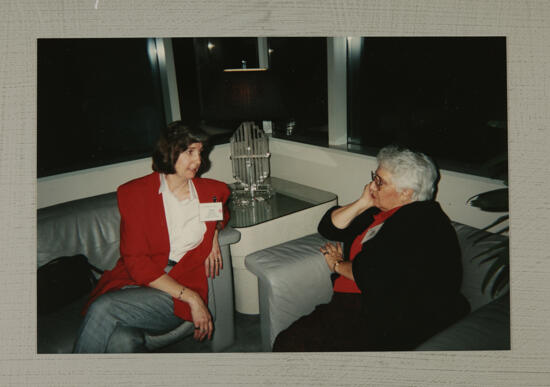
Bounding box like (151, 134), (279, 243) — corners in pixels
(272, 292), (378, 352)
(273, 291), (471, 352)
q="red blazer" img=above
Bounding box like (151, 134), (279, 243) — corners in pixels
(85, 172), (231, 321)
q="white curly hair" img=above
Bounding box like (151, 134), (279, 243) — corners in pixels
(376, 145), (438, 201)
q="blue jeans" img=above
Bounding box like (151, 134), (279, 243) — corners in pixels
(73, 286), (184, 353)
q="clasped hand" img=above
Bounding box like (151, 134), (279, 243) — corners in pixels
(320, 242), (343, 272)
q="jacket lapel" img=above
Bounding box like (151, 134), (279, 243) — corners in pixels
(193, 178), (215, 203)
(148, 172), (170, 254)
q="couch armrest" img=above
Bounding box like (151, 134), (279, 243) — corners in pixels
(209, 226), (240, 351)
(217, 226), (241, 246)
(245, 233), (333, 351)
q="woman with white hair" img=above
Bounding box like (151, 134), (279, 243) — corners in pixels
(273, 145), (470, 351)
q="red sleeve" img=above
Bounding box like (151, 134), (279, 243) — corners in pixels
(117, 185), (166, 285)
(218, 182), (231, 229)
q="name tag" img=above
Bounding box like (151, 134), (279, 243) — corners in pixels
(361, 223), (384, 244)
(199, 202), (223, 221)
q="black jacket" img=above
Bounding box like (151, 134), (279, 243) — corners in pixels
(318, 200), (469, 350)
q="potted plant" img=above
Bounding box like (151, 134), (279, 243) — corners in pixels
(466, 152), (509, 298)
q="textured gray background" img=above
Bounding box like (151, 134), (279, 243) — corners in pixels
(1, 0), (549, 385)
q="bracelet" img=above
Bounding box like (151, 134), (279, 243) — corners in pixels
(177, 287), (186, 300)
(333, 259), (344, 273)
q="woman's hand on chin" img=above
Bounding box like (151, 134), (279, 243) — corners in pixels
(330, 182), (374, 229)
(357, 182), (374, 210)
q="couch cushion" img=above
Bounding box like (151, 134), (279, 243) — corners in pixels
(415, 292), (510, 350)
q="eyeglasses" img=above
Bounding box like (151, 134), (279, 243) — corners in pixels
(371, 171), (385, 189)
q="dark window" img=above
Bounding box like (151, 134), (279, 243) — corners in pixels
(267, 37), (328, 146)
(172, 37), (328, 146)
(347, 37), (507, 177)
(38, 38), (167, 177)
(38, 37), (504, 180)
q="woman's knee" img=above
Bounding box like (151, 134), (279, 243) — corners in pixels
(86, 293), (118, 321)
(106, 326), (146, 353)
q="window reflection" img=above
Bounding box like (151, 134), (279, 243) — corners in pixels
(172, 37), (328, 146)
(347, 37), (507, 176)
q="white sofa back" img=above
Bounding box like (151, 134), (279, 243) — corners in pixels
(37, 192), (121, 271)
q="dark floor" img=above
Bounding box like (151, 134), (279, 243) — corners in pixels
(156, 312), (263, 353)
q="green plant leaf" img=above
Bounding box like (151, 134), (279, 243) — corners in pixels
(467, 188), (509, 212)
(481, 256), (508, 294)
(471, 241), (508, 261)
(468, 215), (509, 243)
(468, 156), (510, 295)
(478, 214), (509, 233)
(490, 265), (509, 298)
(493, 226), (509, 235)
(479, 251), (506, 266)
(467, 214), (510, 244)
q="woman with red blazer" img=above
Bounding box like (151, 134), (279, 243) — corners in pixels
(73, 121), (231, 353)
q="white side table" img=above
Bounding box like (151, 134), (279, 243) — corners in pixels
(228, 177), (337, 314)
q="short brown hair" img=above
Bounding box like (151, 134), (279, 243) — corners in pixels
(152, 121), (209, 174)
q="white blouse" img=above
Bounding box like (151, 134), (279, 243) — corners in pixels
(159, 174), (206, 262)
